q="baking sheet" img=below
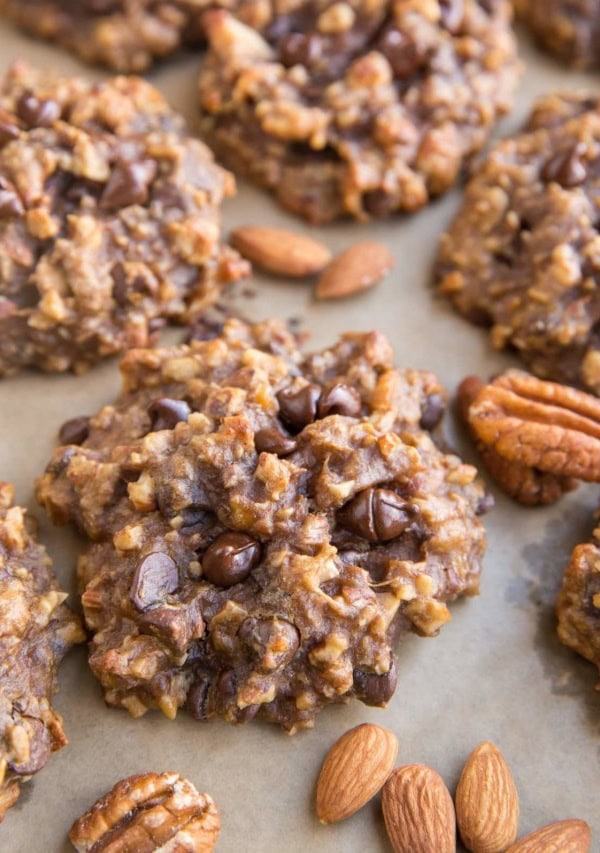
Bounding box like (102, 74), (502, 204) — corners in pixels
(0, 20), (599, 853)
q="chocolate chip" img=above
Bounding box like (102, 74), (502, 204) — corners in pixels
(338, 488), (413, 542)
(58, 416), (90, 445)
(110, 262), (129, 306)
(439, 0), (464, 33)
(130, 552), (179, 610)
(215, 670), (260, 721)
(363, 189), (396, 218)
(476, 491), (495, 515)
(187, 316), (225, 342)
(277, 383), (321, 432)
(238, 617), (300, 672)
(353, 657), (397, 706)
(317, 383), (362, 418)
(16, 92), (60, 128)
(148, 398), (191, 431)
(254, 427), (297, 456)
(419, 393), (445, 430)
(378, 29), (422, 77)
(100, 159), (157, 210)
(541, 143), (588, 188)
(0, 187), (24, 218)
(202, 532), (261, 587)
(187, 676), (211, 721)
(0, 119), (19, 146)
(279, 32), (321, 67)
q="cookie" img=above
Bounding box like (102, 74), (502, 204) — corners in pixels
(437, 91), (600, 395)
(557, 527), (600, 683)
(0, 1), (223, 72)
(197, 0), (519, 223)
(0, 482), (84, 821)
(514, 0), (600, 69)
(36, 318), (489, 731)
(0, 62), (247, 377)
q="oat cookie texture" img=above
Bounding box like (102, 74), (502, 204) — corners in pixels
(197, 0), (519, 222)
(0, 0), (266, 72)
(437, 92), (600, 395)
(0, 61), (247, 377)
(37, 318), (489, 731)
(0, 482), (84, 822)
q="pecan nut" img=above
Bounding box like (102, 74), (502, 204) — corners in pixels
(457, 375), (578, 505)
(69, 772), (220, 852)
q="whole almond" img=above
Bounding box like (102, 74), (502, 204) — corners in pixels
(382, 764), (456, 853)
(506, 819), (591, 852)
(315, 240), (395, 299)
(315, 722), (398, 823)
(455, 741), (519, 853)
(230, 226), (331, 277)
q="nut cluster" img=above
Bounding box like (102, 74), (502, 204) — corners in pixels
(315, 724), (592, 851)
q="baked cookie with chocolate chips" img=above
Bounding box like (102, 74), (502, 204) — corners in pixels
(437, 91), (600, 395)
(0, 61), (247, 377)
(557, 525), (600, 684)
(0, 0), (262, 72)
(37, 318), (489, 731)
(197, 0), (519, 223)
(514, 0), (600, 69)
(0, 482), (84, 822)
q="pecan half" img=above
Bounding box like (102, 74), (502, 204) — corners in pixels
(69, 771), (220, 852)
(457, 374), (578, 505)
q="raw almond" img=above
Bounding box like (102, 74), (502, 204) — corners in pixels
(455, 741), (519, 853)
(382, 764), (456, 853)
(315, 722), (398, 823)
(315, 240), (395, 299)
(230, 226), (331, 277)
(506, 819), (591, 852)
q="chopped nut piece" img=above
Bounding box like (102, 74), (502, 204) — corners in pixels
(69, 771), (220, 852)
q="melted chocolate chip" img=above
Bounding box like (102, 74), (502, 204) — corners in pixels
(58, 416), (90, 446)
(317, 383), (362, 418)
(100, 159), (157, 210)
(187, 316), (225, 342)
(419, 393), (445, 430)
(541, 143), (588, 188)
(110, 262), (129, 306)
(202, 532), (261, 587)
(338, 488), (413, 542)
(353, 657), (397, 706)
(378, 29), (422, 77)
(187, 676), (211, 721)
(130, 552), (179, 610)
(476, 491), (495, 515)
(238, 617), (300, 671)
(279, 32), (322, 67)
(16, 92), (60, 128)
(254, 428), (297, 456)
(277, 384), (321, 432)
(148, 398), (191, 431)
(215, 670), (260, 721)
(0, 187), (24, 218)
(0, 119), (19, 146)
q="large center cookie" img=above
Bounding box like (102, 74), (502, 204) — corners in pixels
(436, 92), (600, 395)
(37, 319), (489, 731)
(0, 62), (247, 377)
(197, 0), (519, 223)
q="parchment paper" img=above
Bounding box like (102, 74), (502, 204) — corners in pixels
(0, 21), (599, 853)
